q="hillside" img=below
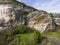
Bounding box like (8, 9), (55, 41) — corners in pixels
(0, 0), (60, 45)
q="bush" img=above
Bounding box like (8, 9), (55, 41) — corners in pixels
(0, 26), (42, 45)
(12, 26), (26, 35)
(0, 30), (13, 45)
(28, 30), (42, 45)
(12, 25), (34, 35)
(8, 31), (42, 45)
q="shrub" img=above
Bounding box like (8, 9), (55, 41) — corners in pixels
(0, 26), (42, 45)
(12, 25), (34, 35)
(0, 30), (13, 45)
(28, 30), (42, 45)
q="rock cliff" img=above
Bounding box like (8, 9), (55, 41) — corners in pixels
(0, 0), (58, 32)
(0, 0), (37, 30)
(27, 11), (57, 33)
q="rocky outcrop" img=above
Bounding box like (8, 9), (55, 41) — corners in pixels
(27, 11), (50, 33)
(0, 0), (58, 32)
(0, 0), (37, 30)
(52, 13), (60, 25)
(27, 11), (57, 33)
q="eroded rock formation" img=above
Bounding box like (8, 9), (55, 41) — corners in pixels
(27, 11), (57, 33)
(0, 0), (36, 30)
(0, 0), (58, 32)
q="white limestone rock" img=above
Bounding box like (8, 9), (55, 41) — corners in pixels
(27, 11), (52, 33)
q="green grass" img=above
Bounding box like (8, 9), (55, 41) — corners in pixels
(19, 33), (30, 44)
(16, 33), (31, 41)
(41, 32), (60, 40)
(15, 33), (34, 45)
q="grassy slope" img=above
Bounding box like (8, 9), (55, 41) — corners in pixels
(42, 32), (60, 40)
(16, 33), (31, 44)
(0, 25), (41, 45)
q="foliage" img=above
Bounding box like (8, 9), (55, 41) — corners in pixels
(0, 30), (14, 45)
(12, 25), (34, 35)
(28, 31), (42, 45)
(0, 25), (42, 45)
(42, 32), (60, 40)
(1, 25), (60, 45)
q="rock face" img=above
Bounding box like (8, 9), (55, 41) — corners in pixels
(52, 13), (60, 25)
(0, 4), (15, 22)
(27, 11), (57, 33)
(0, 0), (36, 30)
(27, 11), (50, 33)
(0, 0), (58, 32)
(0, 0), (35, 23)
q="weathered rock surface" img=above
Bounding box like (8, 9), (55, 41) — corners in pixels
(52, 13), (60, 25)
(41, 36), (60, 45)
(27, 11), (52, 33)
(0, 0), (37, 30)
(0, 0), (59, 32)
(27, 11), (58, 33)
